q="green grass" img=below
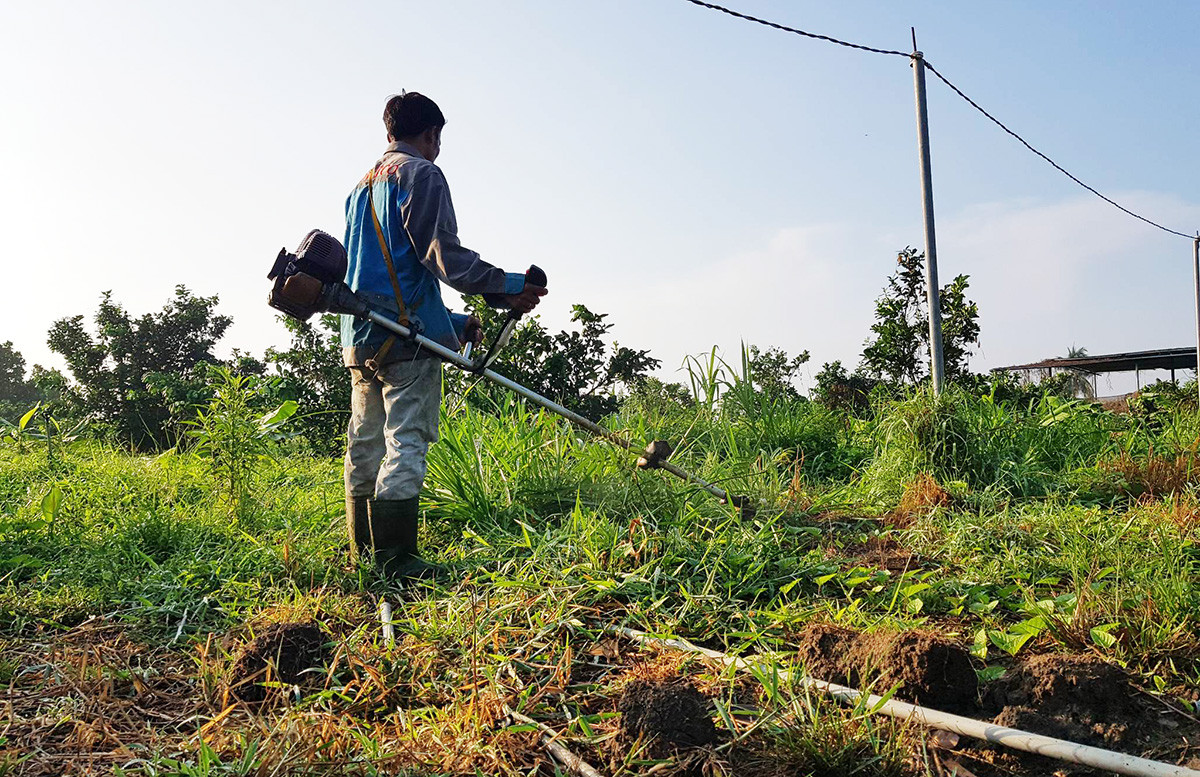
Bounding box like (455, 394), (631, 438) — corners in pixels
(4, 383), (1200, 774)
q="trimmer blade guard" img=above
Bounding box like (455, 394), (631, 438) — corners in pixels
(636, 440), (673, 469)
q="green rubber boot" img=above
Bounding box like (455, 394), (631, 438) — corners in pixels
(367, 498), (442, 582)
(346, 494), (371, 564)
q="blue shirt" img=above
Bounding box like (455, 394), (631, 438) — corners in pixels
(341, 141), (525, 365)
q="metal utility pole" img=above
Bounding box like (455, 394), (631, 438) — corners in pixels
(911, 30), (946, 394)
(1193, 234), (1200, 406)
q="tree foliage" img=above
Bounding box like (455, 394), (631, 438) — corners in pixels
(812, 360), (880, 416)
(453, 299), (660, 421)
(46, 286), (231, 449)
(264, 314), (349, 455)
(1058, 345), (1097, 399)
(860, 247), (980, 384)
(743, 344), (810, 402)
(0, 341), (41, 423)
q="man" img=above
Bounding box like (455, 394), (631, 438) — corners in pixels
(341, 92), (546, 579)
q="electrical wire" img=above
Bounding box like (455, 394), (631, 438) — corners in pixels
(680, 0), (1194, 240)
(921, 60), (1194, 240)
(680, 0), (909, 57)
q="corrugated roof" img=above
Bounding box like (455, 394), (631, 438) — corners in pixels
(994, 347), (1197, 374)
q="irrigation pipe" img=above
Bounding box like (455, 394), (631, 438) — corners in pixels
(505, 708), (608, 777)
(607, 626), (1200, 777)
(378, 599), (395, 647)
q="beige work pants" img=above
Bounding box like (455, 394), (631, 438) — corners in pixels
(344, 357), (441, 501)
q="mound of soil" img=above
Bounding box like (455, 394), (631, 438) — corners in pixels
(619, 677), (717, 756)
(227, 621), (328, 703)
(795, 624), (860, 685)
(987, 653), (1144, 747)
(796, 624), (977, 713)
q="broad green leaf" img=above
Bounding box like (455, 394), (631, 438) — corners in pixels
(41, 485), (62, 522)
(18, 405), (39, 431)
(968, 599), (999, 614)
(1011, 616), (1047, 635)
(971, 627), (989, 660)
(0, 553), (42, 571)
(1090, 623), (1119, 649)
(1054, 593), (1078, 610)
(258, 400), (299, 430)
(989, 629), (1037, 656)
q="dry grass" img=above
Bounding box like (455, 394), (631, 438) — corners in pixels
(891, 473), (953, 527)
(783, 456), (816, 513)
(1098, 448), (1200, 499)
(3, 617), (201, 777)
(198, 692), (542, 776)
(5, 606), (555, 777)
(1131, 493), (1200, 532)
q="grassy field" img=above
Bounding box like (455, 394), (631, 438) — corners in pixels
(4, 373), (1200, 776)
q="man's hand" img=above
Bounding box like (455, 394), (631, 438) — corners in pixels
(503, 284), (547, 315)
(463, 314), (484, 346)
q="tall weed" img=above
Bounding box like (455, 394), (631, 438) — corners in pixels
(187, 367), (296, 512)
(859, 387), (1118, 504)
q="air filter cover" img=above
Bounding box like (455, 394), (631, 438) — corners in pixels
(294, 229), (347, 284)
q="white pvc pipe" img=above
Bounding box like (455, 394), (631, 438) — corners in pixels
(379, 599), (394, 647)
(609, 626), (1200, 777)
(506, 708), (607, 777)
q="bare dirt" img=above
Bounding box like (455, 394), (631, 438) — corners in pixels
(841, 536), (926, 573)
(796, 623), (978, 714)
(227, 620), (328, 703)
(985, 653), (1145, 747)
(792, 623), (1200, 775)
(618, 676), (717, 757)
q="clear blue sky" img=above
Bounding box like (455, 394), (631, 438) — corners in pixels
(2, 1), (1197, 394)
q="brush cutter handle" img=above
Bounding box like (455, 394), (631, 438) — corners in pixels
(525, 264), (547, 289)
(508, 264), (547, 320)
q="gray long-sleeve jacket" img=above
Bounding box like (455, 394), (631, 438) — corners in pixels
(340, 141), (525, 365)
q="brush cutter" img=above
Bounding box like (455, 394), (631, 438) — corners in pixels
(267, 229), (748, 509)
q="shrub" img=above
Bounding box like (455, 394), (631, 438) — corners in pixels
(187, 367), (296, 512)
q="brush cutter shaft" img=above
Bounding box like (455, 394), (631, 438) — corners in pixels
(363, 310), (730, 502)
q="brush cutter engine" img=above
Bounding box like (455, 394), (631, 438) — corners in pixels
(267, 229), (357, 321)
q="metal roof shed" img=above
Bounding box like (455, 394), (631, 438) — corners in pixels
(994, 347), (1197, 391)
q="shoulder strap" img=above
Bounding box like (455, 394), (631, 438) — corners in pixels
(364, 163), (409, 369)
(366, 166), (410, 326)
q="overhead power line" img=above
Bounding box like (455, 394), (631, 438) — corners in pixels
(681, 0), (1193, 241)
(920, 62), (1193, 240)
(681, 0), (908, 57)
